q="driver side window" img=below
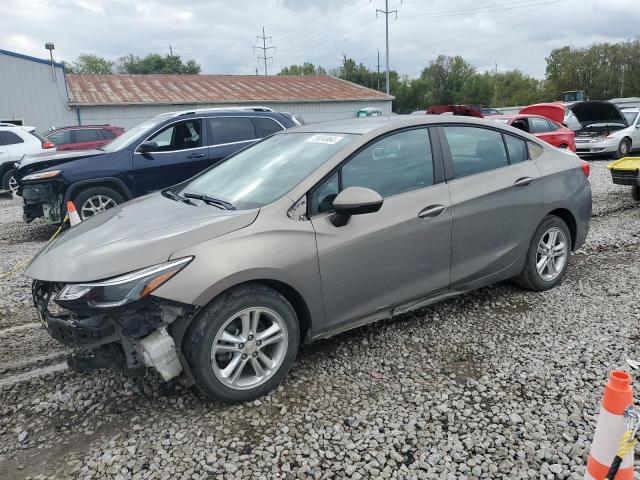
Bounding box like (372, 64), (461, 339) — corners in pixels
(148, 120), (202, 152)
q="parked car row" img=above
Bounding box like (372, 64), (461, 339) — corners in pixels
(24, 112), (592, 403)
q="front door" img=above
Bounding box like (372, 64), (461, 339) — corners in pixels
(131, 119), (208, 193)
(439, 125), (542, 287)
(310, 128), (452, 329)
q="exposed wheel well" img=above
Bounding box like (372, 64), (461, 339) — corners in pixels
(207, 280), (313, 344)
(70, 181), (131, 202)
(548, 208), (577, 250)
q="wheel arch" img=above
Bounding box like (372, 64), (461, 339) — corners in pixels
(64, 177), (132, 205)
(547, 207), (577, 250)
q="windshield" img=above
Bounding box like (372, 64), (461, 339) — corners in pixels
(100, 117), (165, 152)
(179, 132), (355, 210)
(623, 111), (638, 125)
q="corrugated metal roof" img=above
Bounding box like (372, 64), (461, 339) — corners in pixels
(65, 74), (394, 106)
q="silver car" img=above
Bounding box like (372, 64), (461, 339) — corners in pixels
(26, 116), (592, 403)
(570, 102), (640, 158)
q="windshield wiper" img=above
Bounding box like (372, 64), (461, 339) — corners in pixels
(162, 189), (196, 205)
(183, 193), (235, 210)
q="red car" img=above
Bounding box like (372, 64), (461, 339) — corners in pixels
(487, 103), (576, 151)
(45, 125), (125, 151)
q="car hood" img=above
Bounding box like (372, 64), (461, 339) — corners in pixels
(16, 149), (106, 173)
(24, 193), (259, 283)
(569, 101), (628, 128)
(519, 103), (566, 124)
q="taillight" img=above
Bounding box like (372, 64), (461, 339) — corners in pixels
(42, 141), (55, 149)
(580, 160), (590, 177)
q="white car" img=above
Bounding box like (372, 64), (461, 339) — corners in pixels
(0, 123), (55, 193)
(570, 102), (640, 159)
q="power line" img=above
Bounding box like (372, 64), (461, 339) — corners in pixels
(254, 27), (275, 75)
(375, 0), (401, 95)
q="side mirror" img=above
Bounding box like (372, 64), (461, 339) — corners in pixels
(331, 186), (383, 226)
(138, 141), (159, 153)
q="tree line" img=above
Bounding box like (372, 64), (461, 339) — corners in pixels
(279, 38), (640, 112)
(65, 53), (201, 75)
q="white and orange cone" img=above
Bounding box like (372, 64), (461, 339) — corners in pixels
(584, 370), (634, 480)
(66, 201), (82, 226)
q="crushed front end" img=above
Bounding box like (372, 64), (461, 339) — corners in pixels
(32, 277), (199, 384)
(21, 180), (65, 224)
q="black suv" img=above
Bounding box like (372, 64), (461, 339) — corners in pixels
(17, 107), (301, 224)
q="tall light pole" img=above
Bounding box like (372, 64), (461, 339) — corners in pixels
(375, 0), (400, 95)
(45, 42), (56, 81)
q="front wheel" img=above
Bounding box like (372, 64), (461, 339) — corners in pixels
(514, 216), (571, 291)
(2, 169), (18, 195)
(73, 186), (124, 220)
(612, 139), (631, 160)
(186, 284), (299, 403)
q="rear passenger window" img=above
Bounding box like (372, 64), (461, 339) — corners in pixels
(546, 120), (559, 131)
(0, 131), (25, 146)
(254, 117), (284, 136)
(442, 126), (508, 178)
(504, 134), (528, 163)
(102, 129), (116, 139)
(74, 129), (102, 143)
(47, 130), (71, 145)
(530, 117), (551, 133)
(208, 118), (256, 145)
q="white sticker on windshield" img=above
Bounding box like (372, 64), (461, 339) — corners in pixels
(306, 134), (344, 145)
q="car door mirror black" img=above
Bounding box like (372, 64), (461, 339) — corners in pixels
(331, 186), (383, 226)
(138, 141), (159, 153)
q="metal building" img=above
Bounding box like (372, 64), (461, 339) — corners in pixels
(65, 74), (394, 128)
(0, 48), (75, 130)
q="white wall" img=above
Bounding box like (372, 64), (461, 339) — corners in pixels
(0, 52), (76, 131)
(75, 100), (393, 129)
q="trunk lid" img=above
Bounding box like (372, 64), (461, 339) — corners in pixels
(519, 103), (566, 124)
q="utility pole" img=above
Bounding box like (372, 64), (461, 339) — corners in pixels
(493, 61), (498, 106)
(254, 27), (275, 76)
(621, 64), (625, 97)
(377, 49), (381, 91)
(169, 44), (173, 56)
(375, 0), (400, 95)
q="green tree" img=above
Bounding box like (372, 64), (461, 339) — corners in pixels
(66, 54), (113, 74)
(278, 63), (327, 75)
(116, 54), (201, 74)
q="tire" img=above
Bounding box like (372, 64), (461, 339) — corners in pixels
(2, 169), (17, 194)
(73, 186), (124, 220)
(612, 138), (631, 160)
(186, 284), (299, 403)
(632, 185), (640, 202)
(513, 215), (571, 291)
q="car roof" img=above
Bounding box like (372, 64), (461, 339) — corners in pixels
(287, 115), (507, 135)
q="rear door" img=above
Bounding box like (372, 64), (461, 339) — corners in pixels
(440, 125), (541, 288)
(310, 127), (451, 330)
(47, 130), (72, 151)
(0, 130), (27, 161)
(206, 117), (259, 164)
(131, 118), (207, 193)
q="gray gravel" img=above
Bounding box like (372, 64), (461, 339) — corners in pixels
(1, 160), (639, 479)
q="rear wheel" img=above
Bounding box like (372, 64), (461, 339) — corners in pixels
(186, 284), (299, 403)
(514, 216), (571, 291)
(612, 138), (631, 160)
(73, 186), (124, 220)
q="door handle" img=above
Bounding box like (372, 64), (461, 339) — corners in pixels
(514, 177), (533, 187)
(187, 153), (206, 159)
(418, 204), (445, 219)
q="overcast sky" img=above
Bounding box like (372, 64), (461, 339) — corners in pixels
(1, 0), (638, 79)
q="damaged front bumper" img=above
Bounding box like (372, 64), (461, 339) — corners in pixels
(21, 182), (64, 224)
(32, 280), (199, 384)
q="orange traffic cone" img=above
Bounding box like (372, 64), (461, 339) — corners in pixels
(66, 201), (81, 226)
(584, 370), (634, 480)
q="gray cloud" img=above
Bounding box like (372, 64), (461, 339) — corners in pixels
(1, 0), (638, 78)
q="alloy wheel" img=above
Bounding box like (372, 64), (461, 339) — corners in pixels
(211, 307), (288, 390)
(8, 176), (18, 195)
(535, 227), (568, 281)
(80, 195), (117, 219)
(620, 141), (630, 156)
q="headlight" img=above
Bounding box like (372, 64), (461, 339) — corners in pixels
(22, 170), (61, 181)
(55, 257), (193, 309)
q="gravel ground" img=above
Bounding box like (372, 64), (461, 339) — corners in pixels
(0, 159), (639, 480)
